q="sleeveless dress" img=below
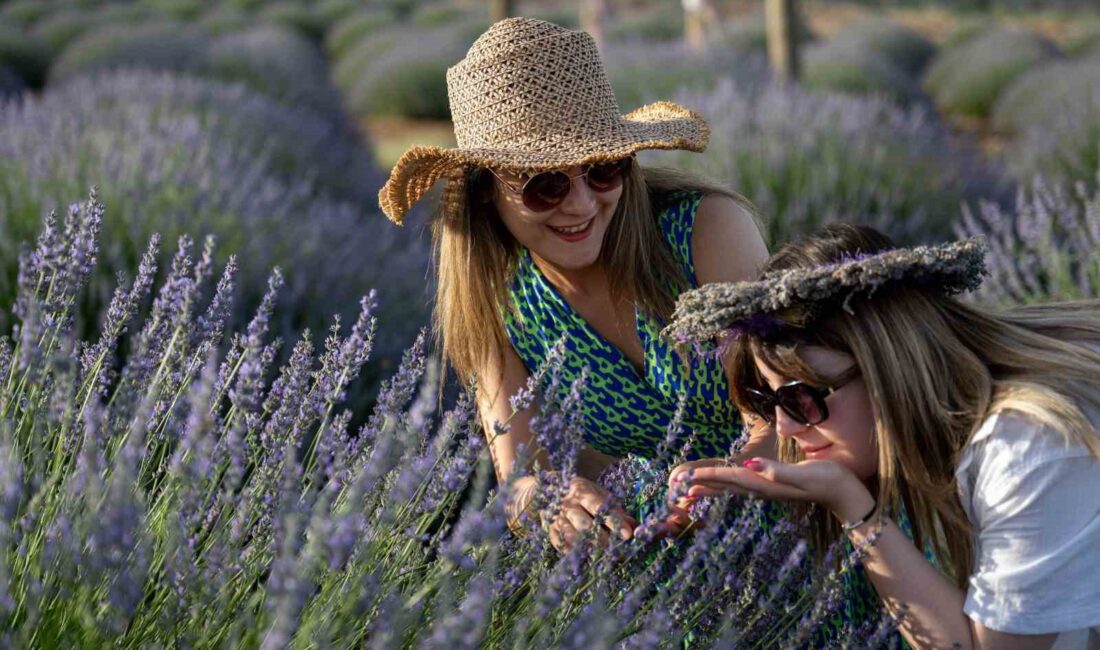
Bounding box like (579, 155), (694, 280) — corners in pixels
(500, 190), (895, 646)
(503, 191), (741, 460)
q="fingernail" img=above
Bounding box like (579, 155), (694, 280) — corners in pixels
(743, 459), (764, 472)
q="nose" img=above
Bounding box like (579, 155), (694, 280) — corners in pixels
(557, 168), (597, 216)
(774, 407), (809, 439)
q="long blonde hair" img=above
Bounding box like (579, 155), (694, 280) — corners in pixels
(727, 224), (1100, 587)
(432, 162), (756, 389)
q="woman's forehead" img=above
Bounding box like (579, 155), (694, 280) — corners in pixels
(753, 343), (852, 378)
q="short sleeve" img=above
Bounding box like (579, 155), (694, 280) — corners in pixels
(959, 412), (1100, 634)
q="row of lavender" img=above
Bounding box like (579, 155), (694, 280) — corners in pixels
(0, 159), (1093, 648)
(0, 4), (1095, 647)
(1, 190), (904, 646)
(0, 70), (428, 389)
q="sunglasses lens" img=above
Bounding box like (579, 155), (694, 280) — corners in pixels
(586, 157), (631, 192)
(522, 172), (572, 211)
(745, 387), (777, 424)
(776, 384), (826, 426)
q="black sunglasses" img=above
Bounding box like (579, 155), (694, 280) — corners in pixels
(745, 366), (861, 426)
(489, 156), (633, 212)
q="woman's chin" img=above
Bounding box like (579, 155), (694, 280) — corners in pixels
(540, 231), (607, 269)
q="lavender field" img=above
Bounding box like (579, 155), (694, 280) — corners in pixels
(0, 0), (1097, 647)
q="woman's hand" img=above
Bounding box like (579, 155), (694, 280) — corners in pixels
(682, 457), (875, 521)
(657, 458), (741, 533)
(542, 476), (638, 553)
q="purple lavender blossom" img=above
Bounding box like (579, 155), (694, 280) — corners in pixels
(957, 174), (1099, 303)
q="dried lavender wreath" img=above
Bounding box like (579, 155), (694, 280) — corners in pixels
(0, 190), (898, 648)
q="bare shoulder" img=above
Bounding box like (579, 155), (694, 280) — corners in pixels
(691, 193), (770, 285)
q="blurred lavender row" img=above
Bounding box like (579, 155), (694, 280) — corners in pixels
(0, 69), (429, 376)
(663, 77), (1005, 245)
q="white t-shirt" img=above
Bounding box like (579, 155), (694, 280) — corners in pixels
(955, 406), (1100, 648)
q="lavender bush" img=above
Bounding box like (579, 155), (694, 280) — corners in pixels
(956, 174), (1100, 303)
(801, 19), (933, 106)
(605, 2), (684, 43)
(603, 41), (769, 115)
(139, 0), (204, 21)
(0, 0), (51, 28)
(333, 22), (483, 120)
(46, 17), (345, 120)
(992, 59), (1100, 135)
(802, 39), (923, 107)
(922, 29), (1059, 118)
(664, 78), (1002, 245)
(820, 19), (934, 77)
(204, 25), (345, 119)
(255, 1), (330, 41)
(47, 21), (211, 85)
(84, 2), (155, 26)
(0, 189), (900, 647)
(410, 3), (476, 28)
(27, 9), (96, 52)
(315, 0), (359, 24)
(323, 9), (395, 60)
(1065, 28), (1100, 57)
(0, 70), (423, 370)
(1009, 86), (1100, 189)
(197, 5), (252, 35)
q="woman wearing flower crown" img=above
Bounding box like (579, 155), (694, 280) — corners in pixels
(666, 224), (1100, 648)
(377, 17), (771, 552)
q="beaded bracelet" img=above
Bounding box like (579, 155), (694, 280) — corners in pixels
(840, 501), (879, 533)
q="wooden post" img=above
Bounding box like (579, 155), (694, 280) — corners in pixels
(580, 0), (608, 51)
(683, 0), (708, 53)
(765, 0), (800, 82)
(490, 0), (515, 23)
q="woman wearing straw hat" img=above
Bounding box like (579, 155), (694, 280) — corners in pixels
(378, 17), (771, 552)
(666, 225), (1100, 648)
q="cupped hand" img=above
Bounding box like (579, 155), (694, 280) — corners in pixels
(543, 476), (638, 553)
(667, 457), (738, 493)
(683, 457), (872, 518)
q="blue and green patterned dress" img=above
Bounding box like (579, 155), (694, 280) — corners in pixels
(500, 190), (894, 646)
(503, 191), (740, 459)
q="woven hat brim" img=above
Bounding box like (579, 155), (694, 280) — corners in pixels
(378, 101), (709, 224)
(662, 238), (989, 343)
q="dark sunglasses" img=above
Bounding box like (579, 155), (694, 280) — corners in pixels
(745, 366), (861, 426)
(489, 156), (633, 212)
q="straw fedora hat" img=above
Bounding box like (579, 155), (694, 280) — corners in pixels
(378, 16), (711, 224)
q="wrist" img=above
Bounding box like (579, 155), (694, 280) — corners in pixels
(505, 475), (541, 534)
(829, 474), (876, 524)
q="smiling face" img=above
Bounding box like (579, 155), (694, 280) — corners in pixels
(753, 345), (879, 480)
(490, 165), (623, 272)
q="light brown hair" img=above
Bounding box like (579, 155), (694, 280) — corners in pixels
(727, 224), (1100, 587)
(431, 163), (757, 392)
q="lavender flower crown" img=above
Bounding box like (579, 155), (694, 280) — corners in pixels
(664, 237), (988, 344)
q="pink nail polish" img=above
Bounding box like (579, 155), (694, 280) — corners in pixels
(743, 459), (763, 472)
